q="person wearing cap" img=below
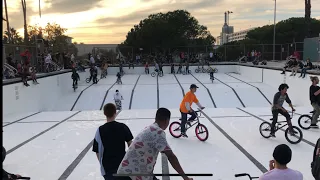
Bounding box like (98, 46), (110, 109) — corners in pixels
(179, 84), (205, 137)
(259, 144), (303, 180)
(114, 90), (124, 110)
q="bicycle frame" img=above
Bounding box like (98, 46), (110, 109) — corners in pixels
(273, 111), (294, 132)
(184, 111), (202, 130)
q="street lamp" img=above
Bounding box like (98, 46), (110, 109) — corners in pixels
(273, 0), (277, 61)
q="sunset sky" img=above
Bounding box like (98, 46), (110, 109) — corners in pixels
(3, 0), (320, 44)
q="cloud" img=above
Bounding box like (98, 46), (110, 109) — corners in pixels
(43, 0), (103, 14)
(3, 0), (320, 44)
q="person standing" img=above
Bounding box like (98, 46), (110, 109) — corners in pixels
(259, 144), (303, 180)
(93, 103), (133, 180)
(309, 76), (320, 128)
(114, 90), (124, 110)
(117, 108), (193, 180)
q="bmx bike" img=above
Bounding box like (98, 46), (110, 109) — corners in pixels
(235, 173), (258, 179)
(151, 70), (163, 77)
(259, 111), (303, 144)
(169, 109), (209, 141)
(298, 110), (320, 130)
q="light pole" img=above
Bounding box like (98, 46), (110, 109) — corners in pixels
(273, 0), (277, 61)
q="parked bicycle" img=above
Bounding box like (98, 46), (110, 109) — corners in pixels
(298, 110), (320, 129)
(169, 108), (209, 141)
(259, 111), (303, 144)
(151, 70), (163, 77)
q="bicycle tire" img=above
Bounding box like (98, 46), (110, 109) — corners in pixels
(151, 72), (156, 77)
(195, 124), (209, 141)
(201, 69), (206, 73)
(284, 126), (303, 144)
(298, 114), (312, 130)
(86, 78), (91, 83)
(259, 122), (272, 138)
(195, 69), (199, 73)
(159, 72), (163, 77)
(169, 121), (182, 138)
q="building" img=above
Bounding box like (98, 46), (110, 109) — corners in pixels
(227, 27), (256, 43)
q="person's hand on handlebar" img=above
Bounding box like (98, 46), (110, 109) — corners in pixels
(291, 108), (296, 112)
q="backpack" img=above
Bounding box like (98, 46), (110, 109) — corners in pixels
(312, 138), (320, 179)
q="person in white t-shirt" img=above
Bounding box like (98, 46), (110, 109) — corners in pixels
(117, 108), (192, 180)
(259, 144), (303, 180)
(114, 90), (124, 110)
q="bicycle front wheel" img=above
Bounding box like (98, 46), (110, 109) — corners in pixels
(195, 124), (209, 141)
(151, 72), (156, 77)
(285, 126), (303, 144)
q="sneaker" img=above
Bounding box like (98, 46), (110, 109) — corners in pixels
(270, 133), (276, 138)
(310, 124), (319, 128)
(281, 72), (285, 74)
(181, 132), (188, 138)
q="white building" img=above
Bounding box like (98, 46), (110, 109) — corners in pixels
(227, 27), (256, 43)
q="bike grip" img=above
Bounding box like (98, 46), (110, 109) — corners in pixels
(17, 177), (31, 179)
(235, 173), (247, 177)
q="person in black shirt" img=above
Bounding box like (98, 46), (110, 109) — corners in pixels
(92, 103), (133, 180)
(309, 76), (320, 128)
(116, 72), (122, 84)
(270, 84), (296, 137)
(300, 58), (313, 78)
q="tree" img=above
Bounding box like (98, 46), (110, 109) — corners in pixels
(118, 10), (215, 55)
(3, 27), (23, 44)
(27, 23), (78, 55)
(246, 17), (320, 44)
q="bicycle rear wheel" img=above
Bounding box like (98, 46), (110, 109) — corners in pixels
(259, 122), (272, 138)
(298, 114), (312, 130)
(195, 69), (200, 73)
(285, 126), (303, 144)
(169, 122), (182, 138)
(195, 124), (209, 141)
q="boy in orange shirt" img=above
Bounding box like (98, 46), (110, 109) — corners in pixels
(179, 84), (205, 137)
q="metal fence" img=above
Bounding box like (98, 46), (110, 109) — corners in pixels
(88, 43), (305, 64)
(3, 43), (75, 73)
(214, 42), (304, 62)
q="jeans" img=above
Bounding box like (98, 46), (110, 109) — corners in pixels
(180, 110), (197, 133)
(72, 79), (78, 87)
(301, 67), (311, 77)
(271, 109), (292, 134)
(311, 103), (320, 125)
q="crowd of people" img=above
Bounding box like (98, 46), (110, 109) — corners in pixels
(91, 82), (319, 180)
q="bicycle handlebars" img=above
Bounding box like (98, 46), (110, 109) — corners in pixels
(235, 173), (258, 179)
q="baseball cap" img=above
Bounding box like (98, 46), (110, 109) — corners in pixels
(273, 144), (292, 165)
(190, 84), (199, 89)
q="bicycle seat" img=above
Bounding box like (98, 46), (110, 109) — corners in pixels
(310, 110), (315, 113)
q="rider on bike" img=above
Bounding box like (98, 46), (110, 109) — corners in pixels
(209, 66), (215, 80)
(309, 76), (320, 128)
(116, 72), (122, 84)
(270, 84), (295, 137)
(179, 84), (205, 137)
(71, 68), (80, 88)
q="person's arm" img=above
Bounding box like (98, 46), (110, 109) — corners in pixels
(157, 133), (191, 180)
(92, 129), (100, 161)
(123, 124), (134, 148)
(285, 94), (295, 111)
(163, 150), (190, 180)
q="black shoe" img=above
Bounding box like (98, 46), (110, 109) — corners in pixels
(310, 124), (319, 129)
(281, 72), (285, 74)
(181, 132), (188, 138)
(270, 133), (276, 137)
